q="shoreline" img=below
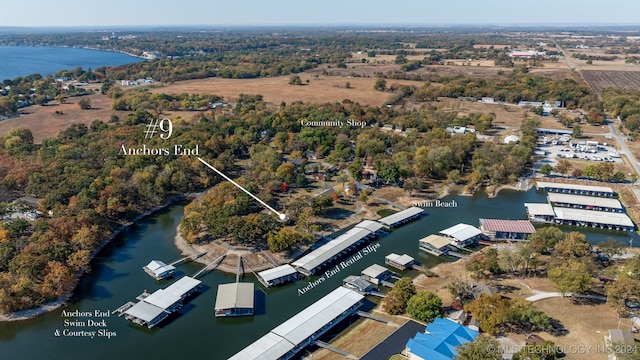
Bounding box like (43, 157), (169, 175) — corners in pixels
(0, 195), (184, 322)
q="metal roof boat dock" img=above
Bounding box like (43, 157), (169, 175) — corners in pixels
(553, 207), (634, 230)
(385, 253), (415, 270)
(478, 219), (536, 240)
(547, 193), (623, 212)
(535, 181), (615, 197)
(257, 264), (299, 287)
(418, 234), (453, 256)
(439, 223), (483, 248)
(120, 276), (202, 328)
(378, 207), (424, 227)
(292, 224), (377, 276)
(143, 260), (176, 280)
(214, 282), (255, 317)
(228, 286), (365, 360)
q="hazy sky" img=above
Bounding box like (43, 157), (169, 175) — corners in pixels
(1, 0), (638, 27)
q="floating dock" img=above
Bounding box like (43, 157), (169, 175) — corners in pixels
(535, 181), (615, 197)
(378, 207), (424, 227)
(143, 260), (176, 280)
(292, 222), (379, 276)
(418, 234), (452, 256)
(228, 287), (364, 360)
(547, 193), (623, 212)
(257, 264), (299, 287)
(478, 219), (536, 240)
(385, 253), (415, 270)
(214, 282), (255, 317)
(120, 276), (202, 328)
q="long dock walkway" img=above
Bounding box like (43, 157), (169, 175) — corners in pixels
(193, 255), (226, 278)
(356, 310), (389, 323)
(315, 341), (358, 359)
(168, 251), (209, 266)
(448, 251), (469, 259)
(235, 256), (243, 282)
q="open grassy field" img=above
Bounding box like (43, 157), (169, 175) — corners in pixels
(151, 75), (424, 106)
(0, 94), (126, 143)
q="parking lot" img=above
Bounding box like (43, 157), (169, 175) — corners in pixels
(535, 134), (623, 168)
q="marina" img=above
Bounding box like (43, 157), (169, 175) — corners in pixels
(3, 191), (638, 360)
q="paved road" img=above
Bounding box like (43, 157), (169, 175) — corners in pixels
(553, 40), (576, 71)
(359, 320), (425, 360)
(608, 121), (640, 177)
(526, 291), (607, 302)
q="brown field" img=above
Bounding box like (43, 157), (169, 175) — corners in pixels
(0, 94), (127, 143)
(533, 298), (627, 360)
(151, 75), (425, 106)
(581, 70), (640, 95)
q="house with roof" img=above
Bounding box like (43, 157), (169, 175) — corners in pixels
(439, 223), (483, 248)
(404, 317), (479, 360)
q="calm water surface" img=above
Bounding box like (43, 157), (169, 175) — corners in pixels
(0, 189), (636, 360)
(0, 46), (141, 81)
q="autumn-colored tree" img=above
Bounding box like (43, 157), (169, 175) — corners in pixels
(384, 277), (416, 315)
(41, 261), (76, 298)
(548, 259), (593, 296)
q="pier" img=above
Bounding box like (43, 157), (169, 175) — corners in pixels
(193, 255), (226, 279)
(315, 340), (357, 359)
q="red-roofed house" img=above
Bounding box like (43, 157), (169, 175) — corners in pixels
(479, 219), (536, 240)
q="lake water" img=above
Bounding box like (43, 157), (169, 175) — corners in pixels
(0, 46), (142, 81)
(0, 188), (637, 360)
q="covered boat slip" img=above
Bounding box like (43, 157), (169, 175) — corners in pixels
(257, 264), (299, 287)
(229, 287), (365, 360)
(292, 226), (374, 276)
(121, 276), (202, 328)
(377, 206), (424, 227)
(553, 207), (635, 230)
(535, 181), (615, 197)
(478, 219), (536, 240)
(547, 193), (623, 212)
(525, 203), (555, 222)
(438, 223), (483, 248)
(418, 234), (452, 256)
(214, 282), (255, 317)
(143, 260), (176, 280)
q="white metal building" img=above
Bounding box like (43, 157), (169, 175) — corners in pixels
(258, 265), (299, 287)
(228, 287), (365, 360)
(143, 260), (176, 280)
(378, 207), (424, 227)
(439, 223), (483, 247)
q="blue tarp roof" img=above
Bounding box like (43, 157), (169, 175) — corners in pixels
(405, 317), (479, 359)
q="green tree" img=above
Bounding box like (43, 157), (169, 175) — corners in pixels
(539, 164), (553, 176)
(288, 75), (302, 85)
(465, 294), (510, 334)
(548, 259), (592, 295)
(348, 161), (364, 182)
(606, 276), (640, 317)
(384, 277), (416, 315)
(598, 238), (626, 260)
(572, 124), (583, 138)
(407, 291), (442, 322)
(454, 335), (502, 360)
(374, 78), (387, 91)
(267, 227), (313, 252)
(78, 98), (92, 110)
(403, 177), (422, 194)
(447, 278), (476, 302)
(529, 226), (564, 254)
(311, 195), (333, 215)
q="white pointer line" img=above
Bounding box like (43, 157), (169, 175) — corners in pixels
(197, 157), (287, 221)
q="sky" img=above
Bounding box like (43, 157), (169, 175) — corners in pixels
(1, 0), (639, 27)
